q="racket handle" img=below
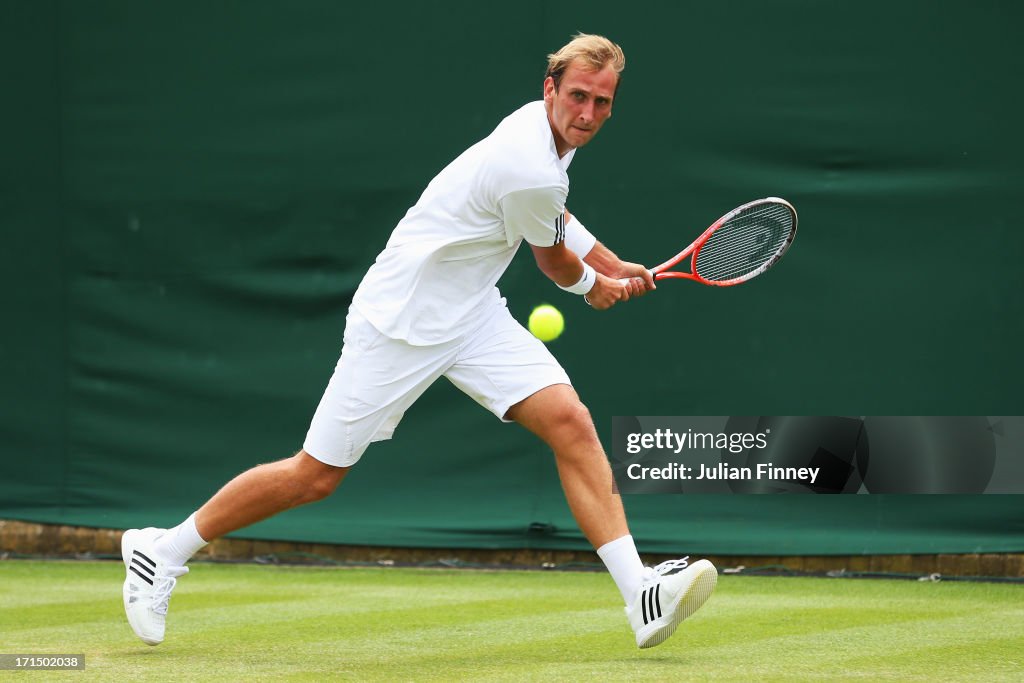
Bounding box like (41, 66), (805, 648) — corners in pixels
(618, 270), (655, 286)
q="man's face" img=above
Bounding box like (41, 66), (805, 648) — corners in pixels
(544, 61), (617, 157)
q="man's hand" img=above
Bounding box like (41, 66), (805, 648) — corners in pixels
(612, 261), (656, 298)
(584, 262), (656, 309)
(584, 273), (629, 310)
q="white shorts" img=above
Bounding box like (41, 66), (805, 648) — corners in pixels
(302, 302), (571, 467)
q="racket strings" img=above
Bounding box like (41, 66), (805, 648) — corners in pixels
(694, 203), (794, 282)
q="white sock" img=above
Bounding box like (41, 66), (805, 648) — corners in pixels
(597, 534), (646, 604)
(154, 512), (208, 566)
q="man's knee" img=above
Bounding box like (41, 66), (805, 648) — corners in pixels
(557, 399), (594, 431)
(510, 385), (599, 447)
(291, 450), (349, 502)
(540, 399), (600, 449)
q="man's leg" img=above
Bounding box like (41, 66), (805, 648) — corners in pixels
(148, 451), (348, 567)
(505, 384), (647, 606)
(122, 450), (348, 645)
(124, 306), (452, 646)
(506, 384), (717, 648)
(194, 450), (349, 542)
(505, 384), (626, 548)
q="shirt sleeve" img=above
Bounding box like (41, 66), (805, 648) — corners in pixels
(499, 186), (568, 247)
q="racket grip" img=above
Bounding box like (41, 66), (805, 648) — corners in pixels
(618, 269), (655, 286)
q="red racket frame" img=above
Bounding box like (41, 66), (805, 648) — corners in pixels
(651, 197), (797, 287)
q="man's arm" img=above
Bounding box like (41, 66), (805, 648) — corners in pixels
(531, 241), (584, 287)
(564, 209), (656, 296)
(530, 241), (629, 310)
(505, 186), (651, 308)
(530, 227), (654, 310)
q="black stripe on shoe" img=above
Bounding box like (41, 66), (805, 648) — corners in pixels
(641, 588), (649, 625)
(133, 549), (156, 569)
(654, 583), (662, 619)
(131, 557), (155, 577)
(129, 566), (155, 585)
(647, 585), (656, 623)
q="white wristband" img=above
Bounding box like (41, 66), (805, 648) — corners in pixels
(558, 262), (597, 295)
(564, 215), (597, 258)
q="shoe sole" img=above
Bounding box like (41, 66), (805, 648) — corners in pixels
(638, 559), (718, 649)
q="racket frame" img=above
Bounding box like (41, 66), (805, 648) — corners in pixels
(652, 197), (798, 287)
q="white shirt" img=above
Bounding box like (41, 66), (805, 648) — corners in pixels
(353, 101), (576, 345)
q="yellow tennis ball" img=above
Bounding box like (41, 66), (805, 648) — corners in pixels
(529, 304), (564, 342)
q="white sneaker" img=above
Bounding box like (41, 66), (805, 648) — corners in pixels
(121, 528), (188, 645)
(626, 557), (717, 649)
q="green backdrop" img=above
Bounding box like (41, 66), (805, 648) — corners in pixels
(2, 1), (1022, 554)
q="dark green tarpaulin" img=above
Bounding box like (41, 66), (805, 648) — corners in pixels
(2, 1), (1021, 553)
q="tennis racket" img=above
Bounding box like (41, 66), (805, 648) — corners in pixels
(631, 197), (798, 287)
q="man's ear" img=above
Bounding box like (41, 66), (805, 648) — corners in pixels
(543, 76), (556, 102)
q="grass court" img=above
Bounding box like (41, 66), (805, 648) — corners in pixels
(1, 560), (1021, 681)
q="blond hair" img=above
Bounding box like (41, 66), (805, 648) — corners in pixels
(545, 33), (625, 90)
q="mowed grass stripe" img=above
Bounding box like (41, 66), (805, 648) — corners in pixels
(0, 563), (618, 650)
(162, 601), (615, 650)
(688, 610), (1024, 679)
(660, 581), (1023, 683)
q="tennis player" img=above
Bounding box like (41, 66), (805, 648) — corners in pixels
(121, 33), (716, 650)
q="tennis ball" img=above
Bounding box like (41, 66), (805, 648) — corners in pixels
(528, 304), (564, 342)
